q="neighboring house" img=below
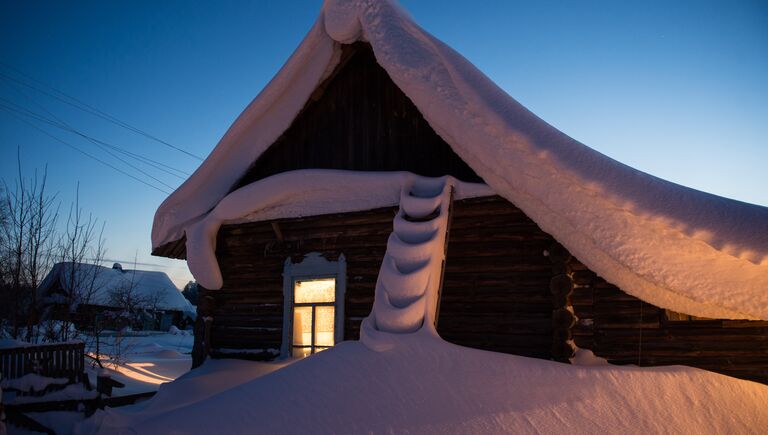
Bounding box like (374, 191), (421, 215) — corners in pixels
(38, 262), (195, 331)
(151, 2), (768, 383)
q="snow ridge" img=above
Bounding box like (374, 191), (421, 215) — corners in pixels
(361, 176), (452, 350)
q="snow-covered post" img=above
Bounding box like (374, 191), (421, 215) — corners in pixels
(96, 369), (125, 397)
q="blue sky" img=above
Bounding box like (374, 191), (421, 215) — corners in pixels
(1, 0), (766, 288)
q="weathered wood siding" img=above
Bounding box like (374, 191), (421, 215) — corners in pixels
(570, 260), (768, 384)
(208, 206), (394, 356)
(439, 197), (554, 358)
(205, 196), (556, 360)
(231, 42), (482, 192)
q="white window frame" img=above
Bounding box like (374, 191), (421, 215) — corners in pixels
(281, 252), (346, 358)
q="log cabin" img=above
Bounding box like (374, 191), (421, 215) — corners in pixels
(151, 0), (768, 384)
(37, 262), (195, 332)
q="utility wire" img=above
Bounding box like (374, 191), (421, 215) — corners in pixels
(0, 95), (189, 179)
(0, 95), (189, 180)
(0, 88), (188, 177)
(0, 100), (181, 190)
(0, 106), (172, 195)
(0, 63), (204, 160)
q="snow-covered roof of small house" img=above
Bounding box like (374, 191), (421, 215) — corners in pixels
(152, 0), (768, 320)
(39, 262), (193, 313)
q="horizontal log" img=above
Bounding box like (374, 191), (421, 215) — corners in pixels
(438, 318), (553, 331)
(722, 320), (768, 328)
(438, 304), (553, 315)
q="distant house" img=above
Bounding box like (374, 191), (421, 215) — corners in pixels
(151, 1), (767, 383)
(38, 262), (195, 331)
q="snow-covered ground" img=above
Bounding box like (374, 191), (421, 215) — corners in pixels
(82, 329), (193, 397)
(1, 330), (193, 404)
(3, 330), (193, 435)
(75, 332), (768, 435)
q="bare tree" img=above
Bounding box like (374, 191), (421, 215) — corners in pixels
(22, 168), (59, 341)
(0, 185), (8, 285)
(144, 288), (165, 329)
(0, 158), (32, 338)
(0, 155), (59, 340)
(1, 153), (110, 358)
(107, 272), (146, 319)
(52, 185), (106, 341)
(101, 262), (149, 369)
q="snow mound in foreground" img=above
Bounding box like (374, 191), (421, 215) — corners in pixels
(78, 334), (768, 435)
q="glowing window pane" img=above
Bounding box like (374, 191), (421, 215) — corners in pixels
(314, 306), (335, 347)
(294, 278), (335, 303)
(292, 347), (311, 358)
(292, 306), (312, 347)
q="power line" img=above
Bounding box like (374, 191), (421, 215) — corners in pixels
(0, 86), (189, 178)
(0, 96), (189, 181)
(0, 106), (172, 195)
(0, 77), (192, 178)
(0, 68), (204, 161)
(0, 88), (190, 176)
(96, 258), (177, 269)
(0, 100), (180, 190)
(0, 63), (204, 160)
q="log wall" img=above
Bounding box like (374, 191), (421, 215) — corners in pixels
(196, 195), (767, 385)
(438, 197), (554, 358)
(208, 205), (394, 356)
(570, 260), (768, 384)
(205, 196), (556, 360)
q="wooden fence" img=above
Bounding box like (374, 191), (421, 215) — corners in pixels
(0, 341), (85, 383)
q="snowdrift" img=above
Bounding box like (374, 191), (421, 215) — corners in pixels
(78, 334), (768, 434)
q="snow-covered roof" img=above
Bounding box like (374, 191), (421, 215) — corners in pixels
(152, 0), (768, 320)
(39, 262), (193, 312)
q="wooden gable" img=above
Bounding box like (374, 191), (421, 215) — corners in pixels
(231, 42), (482, 192)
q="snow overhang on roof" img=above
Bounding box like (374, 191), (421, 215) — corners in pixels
(152, 0), (768, 320)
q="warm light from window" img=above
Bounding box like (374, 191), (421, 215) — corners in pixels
(292, 278), (336, 358)
(314, 306), (335, 346)
(294, 278), (335, 303)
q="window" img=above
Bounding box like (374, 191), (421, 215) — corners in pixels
(281, 253), (346, 359)
(292, 278), (336, 357)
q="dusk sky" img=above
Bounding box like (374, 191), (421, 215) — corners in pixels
(1, 0), (766, 288)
